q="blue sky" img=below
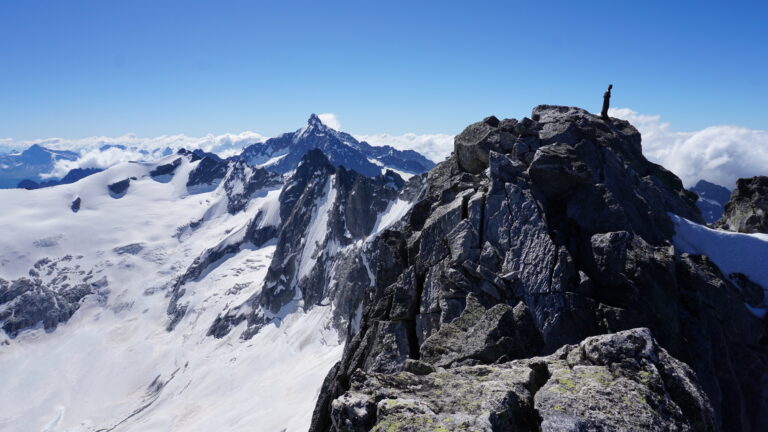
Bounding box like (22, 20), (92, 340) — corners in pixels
(1, 0), (766, 139)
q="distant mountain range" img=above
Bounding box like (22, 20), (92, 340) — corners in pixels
(0, 115), (435, 189)
(689, 179), (732, 223)
(0, 144), (79, 188)
(17, 168), (104, 190)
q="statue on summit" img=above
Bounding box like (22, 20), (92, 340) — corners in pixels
(601, 84), (613, 119)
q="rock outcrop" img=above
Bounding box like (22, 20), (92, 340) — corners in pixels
(0, 257), (108, 337)
(717, 176), (768, 234)
(330, 328), (715, 432)
(183, 149), (229, 193)
(309, 106), (768, 432)
(107, 178), (132, 198)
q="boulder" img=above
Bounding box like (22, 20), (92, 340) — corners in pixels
(716, 176), (768, 233)
(454, 116), (515, 174)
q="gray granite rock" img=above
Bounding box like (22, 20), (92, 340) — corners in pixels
(716, 176), (768, 234)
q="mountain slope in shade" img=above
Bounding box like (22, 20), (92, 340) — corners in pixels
(690, 179), (731, 223)
(239, 114), (435, 178)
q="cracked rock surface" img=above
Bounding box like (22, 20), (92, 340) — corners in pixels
(330, 328), (715, 432)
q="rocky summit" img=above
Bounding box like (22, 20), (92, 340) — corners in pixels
(309, 105), (767, 432)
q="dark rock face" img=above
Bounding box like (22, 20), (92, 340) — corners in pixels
(419, 294), (542, 368)
(330, 328), (715, 432)
(185, 151), (229, 192)
(108, 178), (131, 198)
(690, 180), (731, 224)
(0, 257), (108, 337)
(716, 176), (768, 234)
(221, 161), (281, 214)
(149, 158), (182, 178)
(171, 149), (414, 334)
(240, 114), (434, 177)
(71, 197), (81, 213)
(309, 106), (767, 432)
(165, 161), (282, 331)
(222, 150), (410, 338)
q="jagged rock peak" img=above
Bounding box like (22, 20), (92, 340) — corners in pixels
(716, 176), (768, 234)
(307, 113), (329, 129)
(239, 114), (435, 178)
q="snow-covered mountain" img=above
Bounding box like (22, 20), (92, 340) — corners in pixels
(0, 145), (424, 431)
(239, 114), (435, 178)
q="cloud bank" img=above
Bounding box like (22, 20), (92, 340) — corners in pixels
(610, 108), (768, 188)
(355, 133), (454, 163)
(0, 132), (266, 179)
(317, 113), (341, 130)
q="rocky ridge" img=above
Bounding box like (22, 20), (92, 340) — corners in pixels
(206, 149), (422, 339)
(309, 106), (768, 432)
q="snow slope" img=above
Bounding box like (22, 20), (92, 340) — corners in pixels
(0, 156), (342, 431)
(671, 214), (768, 317)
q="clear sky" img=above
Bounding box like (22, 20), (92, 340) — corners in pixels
(1, 0), (766, 140)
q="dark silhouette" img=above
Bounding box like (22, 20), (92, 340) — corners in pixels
(601, 84), (613, 119)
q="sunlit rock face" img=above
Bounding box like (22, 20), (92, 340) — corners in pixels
(717, 176), (768, 234)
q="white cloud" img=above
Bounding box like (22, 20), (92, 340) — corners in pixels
(0, 131), (266, 156)
(355, 133), (454, 163)
(610, 108), (768, 188)
(317, 113), (341, 130)
(0, 131), (267, 179)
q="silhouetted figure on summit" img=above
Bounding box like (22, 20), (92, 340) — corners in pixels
(601, 84), (612, 119)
